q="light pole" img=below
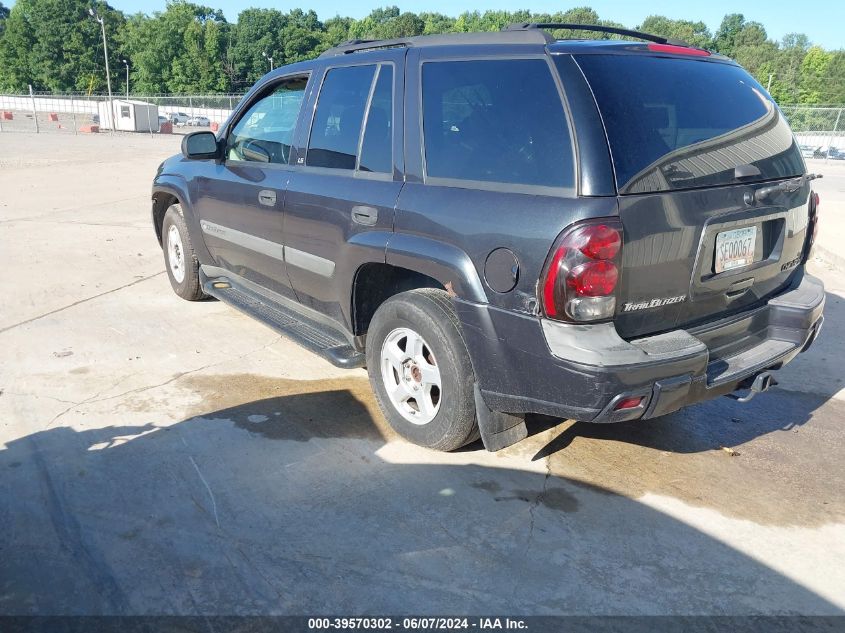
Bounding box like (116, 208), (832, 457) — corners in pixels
(89, 7), (114, 130)
(262, 51), (274, 72)
(122, 59), (129, 98)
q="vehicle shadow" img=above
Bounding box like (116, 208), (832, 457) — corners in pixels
(1, 382), (841, 615)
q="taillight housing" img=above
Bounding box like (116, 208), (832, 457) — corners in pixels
(540, 219), (623, 322)
(805, 191), (820, 261)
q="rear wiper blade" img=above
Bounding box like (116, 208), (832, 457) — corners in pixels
(754, 173), (822, 203)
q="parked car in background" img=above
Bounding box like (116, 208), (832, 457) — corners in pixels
(187, 115), (210, 127)
(157, 115), (168, 127)
(800, 144), (818, 158)
(829, 148), (845, 160)
(169, 112), (189, 126)
(152, 24), (824, 453)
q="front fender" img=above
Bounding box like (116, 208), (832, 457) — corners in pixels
(385, 234), (488, 303)
(151, 174), (214, 265)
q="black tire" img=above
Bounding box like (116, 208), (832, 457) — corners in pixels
(366, 288), (479, 451)
(162, 204), (205, 301)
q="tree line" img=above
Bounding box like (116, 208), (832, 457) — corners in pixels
(0, 0), (843, 105)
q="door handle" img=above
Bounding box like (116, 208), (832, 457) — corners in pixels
(258, 190), (276, 206)
(351, 205), (378, 226)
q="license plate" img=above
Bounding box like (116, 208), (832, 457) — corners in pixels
(714, 226), (757, 273)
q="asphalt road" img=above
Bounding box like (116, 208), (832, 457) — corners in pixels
(1, 133), (843, 615)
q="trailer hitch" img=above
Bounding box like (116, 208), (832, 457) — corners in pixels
(726, 371), (778, 403)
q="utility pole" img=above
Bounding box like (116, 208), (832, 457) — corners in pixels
(122, 59), (129, 98)
(89, 7), (114, 131)
(263, 51), (274, 72)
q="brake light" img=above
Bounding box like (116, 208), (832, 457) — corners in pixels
(647, 43), (711, 57)
(541, 219), (623, 322)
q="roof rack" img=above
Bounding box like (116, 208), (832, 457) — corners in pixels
(318, 30), (550, 57)
(503, 23), (690, 47)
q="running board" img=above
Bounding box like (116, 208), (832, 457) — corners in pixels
(202, 277), (366, 369)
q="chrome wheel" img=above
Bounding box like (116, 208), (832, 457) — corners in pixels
(380, 327), (442, 425)
(167, 224), (185, 283)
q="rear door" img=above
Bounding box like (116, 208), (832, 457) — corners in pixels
(570, 53), (809, 338)
(283, 50), (405, 328)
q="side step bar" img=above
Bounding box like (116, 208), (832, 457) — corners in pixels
(202, 275), (366, 369)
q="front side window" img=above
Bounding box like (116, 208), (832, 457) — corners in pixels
(422, 59), (575, 189)
(227, 76), (308, 165)
(307, 65), (376, 170)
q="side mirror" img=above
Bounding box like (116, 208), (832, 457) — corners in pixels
(182, 131), (220, 160)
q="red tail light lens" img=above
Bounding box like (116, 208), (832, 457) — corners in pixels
(541, 219), (623, 322)
(579, 224), (621, 260)
(567, 261), (619, 296)
(614, 396), (643, 411)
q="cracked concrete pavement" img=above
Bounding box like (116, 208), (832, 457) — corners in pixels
(1, 132), (844, 615)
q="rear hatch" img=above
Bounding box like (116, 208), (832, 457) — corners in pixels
(572, 51), (810, 339)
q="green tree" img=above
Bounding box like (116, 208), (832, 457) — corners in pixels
(638, 15), (711, 48)
(711, 13), (746, 56)
(123, 1), (229, 94)
(229, 8), (286, 87)
(0, 0), (126, 92)
(0, 1), (9, 35)
(799, 46), (833, 104)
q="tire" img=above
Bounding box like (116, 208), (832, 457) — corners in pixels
(162, 204), (205, 301)
(366, 288), (479, 451)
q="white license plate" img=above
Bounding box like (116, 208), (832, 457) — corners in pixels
(714, 226), (757, 273)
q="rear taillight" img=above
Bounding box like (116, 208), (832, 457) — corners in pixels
(541, 219), (623, 322)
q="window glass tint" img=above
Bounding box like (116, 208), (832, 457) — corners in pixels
(227, 77), (307, 165)
(572, 55), (804, 193)
(359, 65), (393, 173)
(307, 65), (376, 170)
(422, 59), (574, 188)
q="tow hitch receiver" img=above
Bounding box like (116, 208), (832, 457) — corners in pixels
(727, 371), (778, 403)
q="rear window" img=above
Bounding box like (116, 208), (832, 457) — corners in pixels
(422, 59), (575, 190)
(572, 55), (804, 194)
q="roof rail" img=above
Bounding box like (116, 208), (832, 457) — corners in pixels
(503, 22), (690, 47)
(319, 38), (410, 58)
(319, 30), (551, 57)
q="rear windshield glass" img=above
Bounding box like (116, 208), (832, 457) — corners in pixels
(572, 55), (804, 194)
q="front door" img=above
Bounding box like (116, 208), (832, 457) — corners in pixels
(193, 74), (309, 298)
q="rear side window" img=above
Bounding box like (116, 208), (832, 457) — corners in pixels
(422, 59), (575, 189)
(572, 55), (804, 194)
(307, 65), (376, 170)
(359, 65), (393, 174)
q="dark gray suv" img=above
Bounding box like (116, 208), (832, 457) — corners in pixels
(151, 24), (825, 452)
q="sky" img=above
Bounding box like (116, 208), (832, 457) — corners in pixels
(6, 0), (845, 50)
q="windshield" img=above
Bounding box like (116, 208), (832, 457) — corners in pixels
(571, 55), (805, 194)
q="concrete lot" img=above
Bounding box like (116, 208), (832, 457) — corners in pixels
(1, 133), (844, 615)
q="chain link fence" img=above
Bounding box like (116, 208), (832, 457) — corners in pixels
(781, 105), (844, 157)
(1, 92), (843, 154)
(0, 92), (245, 135)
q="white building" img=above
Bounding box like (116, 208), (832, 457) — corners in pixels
(97, 99), (158, 132)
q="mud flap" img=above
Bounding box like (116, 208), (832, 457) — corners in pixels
(474, 383), (528, 452)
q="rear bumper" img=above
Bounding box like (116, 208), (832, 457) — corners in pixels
(456, 273), (825, 422)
